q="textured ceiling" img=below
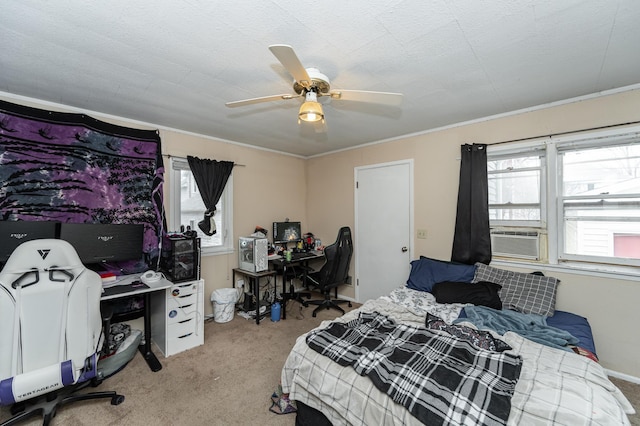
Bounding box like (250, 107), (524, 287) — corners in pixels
(2, 0), (640, 157)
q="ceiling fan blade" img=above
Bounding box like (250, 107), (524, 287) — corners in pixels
(268, 44), (312, 90)
(225, 94), (299, 108)
(329, 90), (403, 106)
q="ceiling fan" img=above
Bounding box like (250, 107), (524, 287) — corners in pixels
(225, 44), (403, 125)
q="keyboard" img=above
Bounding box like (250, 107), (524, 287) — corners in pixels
(289, 252), (310, 261)
(288, 251), (323, 261)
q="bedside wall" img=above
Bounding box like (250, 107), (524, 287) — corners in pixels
(305, 88), (640, 378)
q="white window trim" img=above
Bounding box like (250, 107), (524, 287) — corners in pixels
(169, 157), (234, 256)
(487, 149), (547, 228)
(487, 125), (640, 278)
(490, 257), (640, 283)
(545, 144), (559, 263)
(552, 127), (640, 268)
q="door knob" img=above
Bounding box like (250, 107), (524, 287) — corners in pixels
(401, 247), (408, 252)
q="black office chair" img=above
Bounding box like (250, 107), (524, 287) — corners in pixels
(303, 227), (353, 317)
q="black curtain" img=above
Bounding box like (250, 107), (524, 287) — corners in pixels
(451, 143), (491, 265)
(187, 156), (234, 236)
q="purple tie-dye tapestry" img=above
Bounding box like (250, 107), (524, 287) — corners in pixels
(0, 99), (165, 271)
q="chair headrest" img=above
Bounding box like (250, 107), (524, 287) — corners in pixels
(2, 239), (84, 272)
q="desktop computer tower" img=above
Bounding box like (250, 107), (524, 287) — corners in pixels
(160, 234), (201, 283)
(238, 236), (268, 272)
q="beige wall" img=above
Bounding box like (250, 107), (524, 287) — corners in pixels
(159, 131), (307, 309)
(3, 88), (639, 378)
(0, 94), (308, 322)
(307, 88), (640, 378)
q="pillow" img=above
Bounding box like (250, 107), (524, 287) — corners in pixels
(405, 257), (476, 293)
(472, 263), (559, 316)
(425, 313), (512, 352)
(432, 281), (502, 309)
(546, 310), (597, 356)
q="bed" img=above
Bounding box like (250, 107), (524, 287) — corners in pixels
(281, 259), (635, 425)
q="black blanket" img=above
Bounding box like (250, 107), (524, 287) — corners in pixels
(306, 311), (522, 426)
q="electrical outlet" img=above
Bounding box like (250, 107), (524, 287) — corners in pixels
(237, 279), (244, 288)
(417, 229), (428, 239)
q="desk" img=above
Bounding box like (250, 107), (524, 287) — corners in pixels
(101, 275), (172, 372)
(270, 251), (324, 319)
(232, 268), (277, 325)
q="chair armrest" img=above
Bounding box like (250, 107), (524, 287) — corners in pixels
(100, 302), (113, 356)
(101, 302), (113, 323)
(2, 364), (68, 403)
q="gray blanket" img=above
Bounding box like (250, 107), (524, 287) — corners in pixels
(456, 306), (579, 351)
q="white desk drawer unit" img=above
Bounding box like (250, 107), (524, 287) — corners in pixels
(151, 279), (204, 357)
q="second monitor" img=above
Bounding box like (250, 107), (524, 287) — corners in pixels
(272, 221), (301, 245)
(59, 223), (144, 266)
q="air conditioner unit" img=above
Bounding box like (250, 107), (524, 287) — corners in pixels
(490, 231), (539, 260)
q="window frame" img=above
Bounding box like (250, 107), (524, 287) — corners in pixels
(487, 147), (547, 228)
(487, 125), (640, 270)
(554, 129), (640, 268)
(169, 157), (234, 256)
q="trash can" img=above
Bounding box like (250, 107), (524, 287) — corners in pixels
(211, 288), (238, 323)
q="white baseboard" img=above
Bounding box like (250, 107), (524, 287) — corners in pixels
(606, 369), (640, 385)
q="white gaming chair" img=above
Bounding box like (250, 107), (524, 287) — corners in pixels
(0, 239), (124, 425)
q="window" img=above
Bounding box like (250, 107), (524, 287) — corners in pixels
(558, 138), (640, 266)
(488, 152), (544, 227)
(169, 157), (233, 255)
(488, 126), (640, 269)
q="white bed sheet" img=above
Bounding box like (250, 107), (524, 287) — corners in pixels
(281, 288), (634, 426)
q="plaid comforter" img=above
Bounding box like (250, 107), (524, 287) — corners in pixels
(306, 311), (522, 426)
(283, 293), (634, 425)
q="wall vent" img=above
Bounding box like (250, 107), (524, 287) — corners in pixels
(490, 231), (539, 260)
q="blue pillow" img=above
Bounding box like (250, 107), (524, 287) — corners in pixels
(546, 310), (597, 356)
(406, 257), (476, 292)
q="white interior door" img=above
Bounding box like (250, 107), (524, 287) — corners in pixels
(355, 160), (413, 303)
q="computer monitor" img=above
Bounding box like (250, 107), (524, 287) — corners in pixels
(272, 221), (302, 245)
(0, 220), (60, 263)
(59, 223), (144, 265)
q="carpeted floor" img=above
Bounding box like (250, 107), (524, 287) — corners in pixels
(611, 377), (640, 426)
(0, 300), (352, 425)
(1, 298), (639, 425)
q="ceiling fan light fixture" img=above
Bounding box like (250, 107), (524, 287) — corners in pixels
(298, 91), (324, 123)
(228, 45), (404, 128)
